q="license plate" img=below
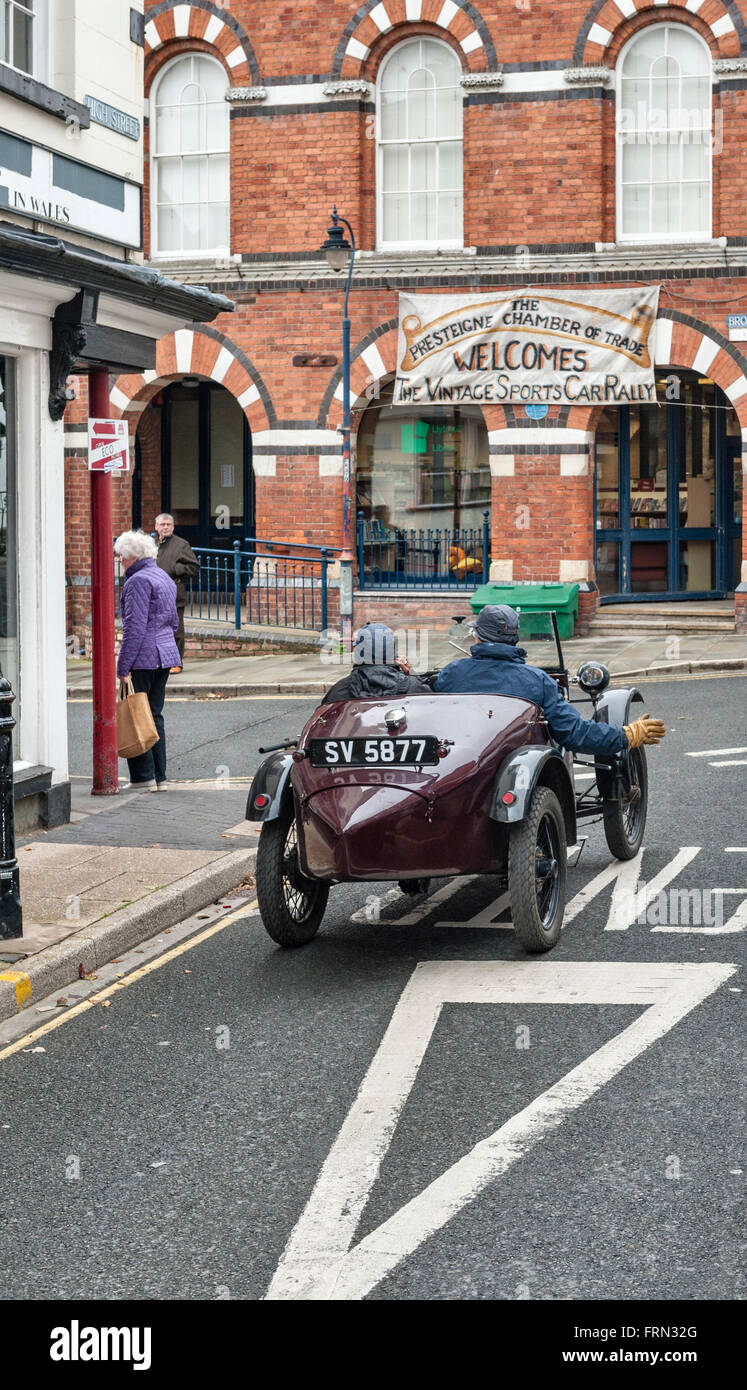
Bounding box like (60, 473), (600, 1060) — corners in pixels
(308, 736), (440, 767)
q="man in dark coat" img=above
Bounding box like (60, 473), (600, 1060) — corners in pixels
(434, 604), (666, 756)
(322, 622), (430, 703)
(154, 513), (199, 662)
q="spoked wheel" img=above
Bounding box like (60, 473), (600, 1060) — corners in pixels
(256, 805), (329, 947)
(602, 746), (648, 860)
(508, 786), (567, 953)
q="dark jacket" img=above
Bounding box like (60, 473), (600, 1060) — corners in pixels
(434, 641), (627, 756)
(155, 533), (200, 609)
(117, 558), (180, 677)
(323, 665), (430, 704)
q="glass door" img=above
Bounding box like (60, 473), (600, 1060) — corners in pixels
(595, 373), (739, 599)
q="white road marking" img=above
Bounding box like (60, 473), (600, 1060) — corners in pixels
(395, 876), (476, 925)
(709, 759), (747, 768)
(652, 893), (747, 935)
(436, 891), (511, 930)
(265, 961), (736, 1302)
(725, 848), (747, 853)
(686, 747), (747, 758)
(607, 848), (702, 933)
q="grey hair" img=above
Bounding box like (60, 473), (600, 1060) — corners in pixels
(114, 529), (158, 562)
(155, 513), (174, 524)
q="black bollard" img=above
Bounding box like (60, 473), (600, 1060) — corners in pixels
(0, 672), (22, 939)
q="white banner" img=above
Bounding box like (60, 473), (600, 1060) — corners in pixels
(394, 287), (660, 407)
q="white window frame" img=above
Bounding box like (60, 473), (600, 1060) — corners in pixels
(0, 0), (49, 83)
(150, 52), (230, 261)
(376, 36), (464, 253)
(615, 23), (713, 245)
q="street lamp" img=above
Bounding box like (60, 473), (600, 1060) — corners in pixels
(321, 207), (356, 653)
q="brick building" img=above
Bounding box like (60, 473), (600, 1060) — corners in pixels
(65, 0), (747, 636)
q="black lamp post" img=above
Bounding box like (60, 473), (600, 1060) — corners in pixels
(321, 207), (356, 653)
(0, 672), (22, 938)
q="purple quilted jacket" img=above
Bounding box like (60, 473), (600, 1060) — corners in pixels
(117, 557), (180, 677)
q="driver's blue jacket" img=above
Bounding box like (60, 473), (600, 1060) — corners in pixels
(434, 642), (628, 757)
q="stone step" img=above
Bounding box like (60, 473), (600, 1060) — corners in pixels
(589, 617), (734, 633)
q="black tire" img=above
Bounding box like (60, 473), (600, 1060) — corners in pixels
(602, 746), (648, 860)
(256, 805), (329, 947)
(508, 785), (567, 954)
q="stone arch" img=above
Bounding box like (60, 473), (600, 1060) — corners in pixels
(574, 0), (745, 66)
(581, 310), (747, 439)
(318, 318), (399, 428)
(649, 311), (747, 424)
(144, 1), (260, 84)
(333, 0), (496, 78)
(111, 326), (276, 437)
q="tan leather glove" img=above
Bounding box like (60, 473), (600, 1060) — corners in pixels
(623, 715), (667, 748)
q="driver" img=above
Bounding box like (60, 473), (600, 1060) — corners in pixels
(434, 604), (666, 757)
(322, 622), (430, 703)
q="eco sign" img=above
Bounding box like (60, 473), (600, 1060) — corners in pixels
(394, 287), (660, 407)
(88, 419), (129, 473)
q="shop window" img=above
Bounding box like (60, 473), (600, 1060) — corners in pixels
(377, 37), (463, 249)
(617, 25), (711, 242)
(151, 54), (230, 257)
(356, 383), (489, 539)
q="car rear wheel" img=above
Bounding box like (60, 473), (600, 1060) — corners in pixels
(256, 805), (329, 947)
(508, 786), (567, 953)
(602, 747), (648, 860)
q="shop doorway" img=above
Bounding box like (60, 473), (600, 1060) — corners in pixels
(159, 380), (254, 549)
(595, 373), (742, 600)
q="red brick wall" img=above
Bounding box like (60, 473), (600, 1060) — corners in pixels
(59, 2), (747, 640)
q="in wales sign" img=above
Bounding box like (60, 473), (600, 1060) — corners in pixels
(394, 287), (660, 407)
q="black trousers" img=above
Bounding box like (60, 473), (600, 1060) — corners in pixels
(127, 667), (169, 784)
(176, 607), (185, 661)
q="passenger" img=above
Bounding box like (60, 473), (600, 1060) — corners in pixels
(434, 604), (666, 757)
(322, 622), (430, 703)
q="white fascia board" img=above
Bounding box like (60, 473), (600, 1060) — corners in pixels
(96, 294), (206, 343)
(0, 270), (76, 350)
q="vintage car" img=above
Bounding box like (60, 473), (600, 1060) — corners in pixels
(247, 612), (647, 954)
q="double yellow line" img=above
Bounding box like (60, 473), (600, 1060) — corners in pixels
(0, 899), (258, 1065)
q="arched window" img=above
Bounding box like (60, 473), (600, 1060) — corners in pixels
(617, 25), (712, 241)
(151, 54), (230, 257)
(377, 37), (463, 249)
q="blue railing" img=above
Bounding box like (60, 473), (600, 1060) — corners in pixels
(357, 510), (490, 590)
(116, 539), (338, 633)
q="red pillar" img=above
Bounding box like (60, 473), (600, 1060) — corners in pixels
(89, 369), (119, 795)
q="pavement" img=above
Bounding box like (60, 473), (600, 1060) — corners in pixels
(66, 627), (747, 697)
(0, 777), (259, 1022)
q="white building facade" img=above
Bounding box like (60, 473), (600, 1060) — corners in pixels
(0, 0), (229, 828)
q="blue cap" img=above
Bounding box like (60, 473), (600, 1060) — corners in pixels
(353, 622), (397, 665)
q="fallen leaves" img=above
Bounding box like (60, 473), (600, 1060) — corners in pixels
(78, 964), (97, 981)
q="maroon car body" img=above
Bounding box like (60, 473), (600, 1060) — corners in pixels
(291, 693), (546, 881)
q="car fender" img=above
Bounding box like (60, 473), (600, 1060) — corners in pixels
(490, 745), (576, 845)
(246, 751), (294, 822)
(594, 687), (644, 798)
(594, 686), (644, 729)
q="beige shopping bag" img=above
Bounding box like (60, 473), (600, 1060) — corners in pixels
(116, 678), (159, 759)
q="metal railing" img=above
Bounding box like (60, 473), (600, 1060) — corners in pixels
(357, 510), (490, 590)
(116, 539), (339, 633)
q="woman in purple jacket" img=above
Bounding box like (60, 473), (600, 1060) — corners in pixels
(114, 530), (181, 791)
